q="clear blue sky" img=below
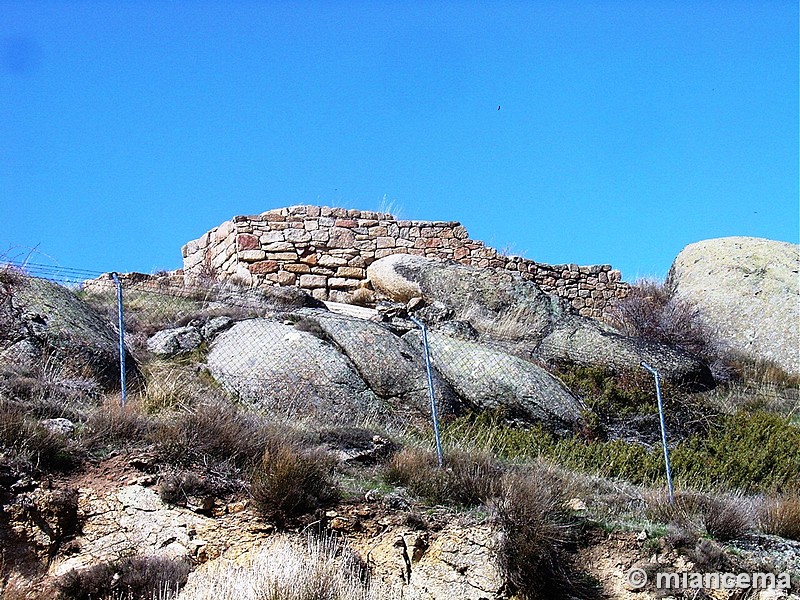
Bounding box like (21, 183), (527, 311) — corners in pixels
(2, 1), (797, 281)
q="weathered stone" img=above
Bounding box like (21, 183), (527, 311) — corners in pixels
(249, 260), (280, 274)
(147, 326), (203, 357)
(207, 319), (389, 425)
(237, 234), (260, 250)
(670, 237), (800, 376)
(299, 274), (328, 288)
(239, 250), (266, 262)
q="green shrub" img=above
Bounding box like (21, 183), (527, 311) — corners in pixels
(670, 410), (800, 492)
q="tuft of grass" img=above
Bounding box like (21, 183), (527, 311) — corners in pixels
(759, 494), (800, 541)
(81, 398), (151, 454)
(384, 446), (503, 507)
(0, 399), (77, 471)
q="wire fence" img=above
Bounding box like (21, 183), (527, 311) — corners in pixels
(2, 260), (793, 444)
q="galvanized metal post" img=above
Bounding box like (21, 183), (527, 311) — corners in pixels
(410, 317), (444, 468)
(641, 362), (674, 503)
(111, 273), (127, 407)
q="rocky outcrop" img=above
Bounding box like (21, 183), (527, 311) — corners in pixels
(369, 255), (714, 389)
(292, 309), (462, 419)
(354, 523), (506, 600)
(669, 237), (800, 376)
(0, 273), (139, 391)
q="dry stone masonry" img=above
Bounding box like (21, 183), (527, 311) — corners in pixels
(182, 205), (629, 319)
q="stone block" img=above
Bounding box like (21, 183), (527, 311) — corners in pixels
(264, 252), (298, 261)
(328, 227), (356, 248)
(336, 266), (365, 278)
(318, 255), (348, 267)
(239, 250), (266, 262)
(284, 263), (311, 274)
(264, 242), (295, 252)
(299, 274), (327, 288)
(328, 277), (361, 289)
(236, 233), (261, 250)
(285, 229), (312, 243)
(249, 260), (280, 274)
(260, 231), (285, 243)
(376, 236), (396, 249)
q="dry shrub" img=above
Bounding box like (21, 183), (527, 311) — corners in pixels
(645, 490), (751, 541)
(384, 446), (503, 506)
(760, 495), (800, 540)
(57, 555), (190, 600)
(0, 400), (76, 471)
(251, 445), (339, 527)
(150, 402), (275, 470)
(609, 278), (729, 379)
(82, 398), (150, 452)
(495, 470), (597, 600)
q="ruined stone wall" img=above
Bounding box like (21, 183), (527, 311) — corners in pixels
(182, 205), (629, 319)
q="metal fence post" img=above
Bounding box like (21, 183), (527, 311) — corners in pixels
(641, 362), (674, 503)
(111, 273), (127, 407)
(410, 317), (444, 468)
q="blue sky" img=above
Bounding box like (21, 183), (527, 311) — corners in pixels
(2, 0), (797, 281)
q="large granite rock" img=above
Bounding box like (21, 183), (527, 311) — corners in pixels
(206, 318), (390, 426)
(404, 329), (582, 431)
(368, 255), (714, 389)
(0, 273), (138, 391)
(669, 237), (800, 376)
(291, 309), (462, 420)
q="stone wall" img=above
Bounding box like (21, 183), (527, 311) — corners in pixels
(182, 205), (629, 319)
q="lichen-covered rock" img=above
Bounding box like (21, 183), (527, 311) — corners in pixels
(369, 255), (714, 389)
(0, 274), (138, 391)
(147, 326), (203, 356)
(669, 237), (800, 376)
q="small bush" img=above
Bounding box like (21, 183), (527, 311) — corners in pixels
(760, 495), (800, 541)
(495, 471), (597, 600)
(251, 444), (339, 526)
(701, 497), (751, 541)
(57, 555), (190, 600)
(0, 400), (76, 471)
(384, 446), (503, 507)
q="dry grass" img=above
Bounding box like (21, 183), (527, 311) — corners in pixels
(759, 494), (800, 541)
(177, 535), (398, 600)
(645, 490), (753, 542)
(384, 446), (503, 507)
